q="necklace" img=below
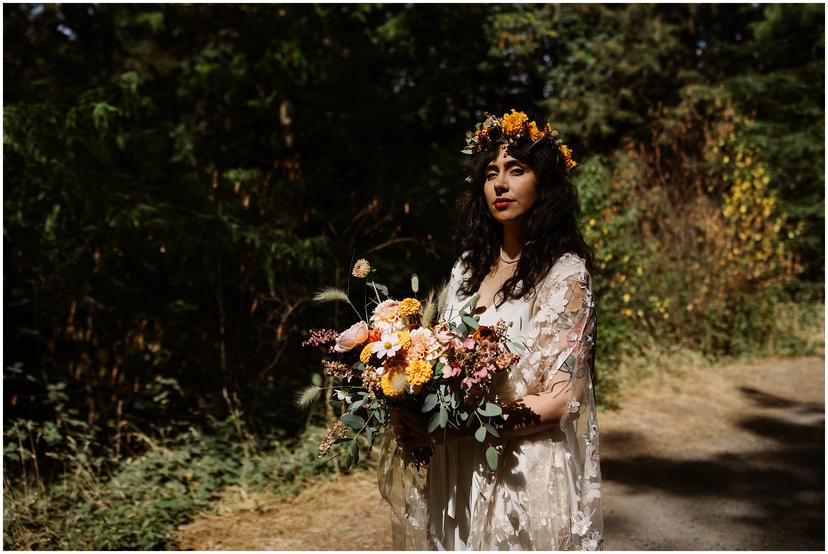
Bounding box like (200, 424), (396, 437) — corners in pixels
(499, 247), (521, 264)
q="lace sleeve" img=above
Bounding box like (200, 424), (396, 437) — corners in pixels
(512, 254), (603, 550)
(514, 256), (596, 414)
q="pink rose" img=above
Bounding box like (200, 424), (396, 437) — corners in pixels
(333, 321), (369, 353)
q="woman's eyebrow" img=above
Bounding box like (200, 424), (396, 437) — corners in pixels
(486, 160), (524, 171)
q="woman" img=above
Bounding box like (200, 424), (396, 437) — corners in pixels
(378, 110), (603, 551)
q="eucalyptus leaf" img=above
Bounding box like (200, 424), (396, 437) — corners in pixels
(485, 446), (499, 471)
(370, 282), (389, 296)
(508, 338), (527, 352)
(474, 425), (487, 443)
(460, 293), (480, 313)
(483, 422), (500, 438)
(340, 413), (365, 430)
(427, 412), (441, 433)
(477, 402), (503, 417)
(350, 440), (360, 465)
(461, 315), (479, 329)
(421, 394), (439, 413)
(438, 406), (448, 428)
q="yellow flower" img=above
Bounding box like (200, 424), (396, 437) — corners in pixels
(501, 109), (529, 136)
(397, 330), (411, 350)
(405, 359), (433, 387)
(560, 144), (577, 170)
(398, 298), (421, 317)
(381, 369), (407, 397)
(360, 343), (373, 364)
(528, 121), (544, 141)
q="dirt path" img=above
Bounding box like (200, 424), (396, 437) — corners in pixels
(176, 355), (824, 550)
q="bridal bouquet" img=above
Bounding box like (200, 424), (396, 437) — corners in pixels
(301, 258), (523, 470)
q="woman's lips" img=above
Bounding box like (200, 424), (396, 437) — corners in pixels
(494, 199), (514, 210)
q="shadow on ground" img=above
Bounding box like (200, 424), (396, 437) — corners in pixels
(601, 386), (824, 550)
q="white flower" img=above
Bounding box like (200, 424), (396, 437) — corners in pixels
(567, 399), (581, 413)
(334, 389), (351, 403)
(371, 331), (402, 359)
(352, 258), (371, 278)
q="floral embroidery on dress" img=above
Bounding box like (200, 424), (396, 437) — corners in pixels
(571, 506), (596, 536)
(583, 480), (602, 502)
(580, 530), (603, 551)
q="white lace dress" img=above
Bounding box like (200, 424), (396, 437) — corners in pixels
(378, 252), (603, 550)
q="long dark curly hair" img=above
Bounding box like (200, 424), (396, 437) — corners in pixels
(454, 133), (595, 307)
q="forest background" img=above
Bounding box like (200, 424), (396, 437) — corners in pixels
(3, 3), (824, 549)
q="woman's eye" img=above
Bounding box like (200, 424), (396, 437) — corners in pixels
(486, 172), (497, 180)
(510, 168), (524, 176)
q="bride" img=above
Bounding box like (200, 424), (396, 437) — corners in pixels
(377, 109), (603, 551)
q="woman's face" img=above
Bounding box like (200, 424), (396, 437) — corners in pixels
(483, 145), (538, 225)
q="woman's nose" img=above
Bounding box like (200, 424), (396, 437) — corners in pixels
(494, 176), (508, 193)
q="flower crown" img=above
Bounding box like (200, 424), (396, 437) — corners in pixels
(461, 109), (577, 172)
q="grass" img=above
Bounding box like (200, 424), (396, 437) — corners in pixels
(3, 423), (338, 550)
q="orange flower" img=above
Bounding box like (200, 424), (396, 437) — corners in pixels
(381, 369), (407, 397)
(398, 298), (421, 317)
(528, 121), (544, 141)
(473, 325), (497, 343)
(397, 330), (411, 350)
(501, 109), (529, 136)
(560, 144), (577, 170)
(360, 343), (373, 364)
(404, 359), (433, 387)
